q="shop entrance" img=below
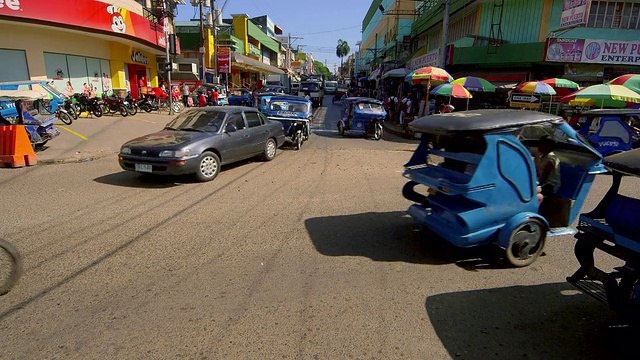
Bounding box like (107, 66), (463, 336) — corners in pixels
(127, 64), (147, 99)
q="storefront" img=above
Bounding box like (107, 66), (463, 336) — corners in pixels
(0, 0), (167, 97)
(544, 38), (640, 85)
(230, 52), (284, 89)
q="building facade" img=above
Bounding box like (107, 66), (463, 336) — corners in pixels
(0, 0), (178, 98)
(408, 0), (640, 86)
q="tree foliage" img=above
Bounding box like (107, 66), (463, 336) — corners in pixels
(336, 39), (350, 59)
(313, 61), (331, 77)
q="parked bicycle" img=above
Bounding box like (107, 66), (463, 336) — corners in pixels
(0, 238), (22, 295)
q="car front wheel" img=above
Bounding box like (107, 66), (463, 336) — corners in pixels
(194, 151), (220, 182)
(262, 138), (277, 161)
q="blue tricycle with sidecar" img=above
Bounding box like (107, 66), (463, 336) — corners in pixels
(337, 97), (386, 141)
(402, 109), (605, 267)
(265, 95), (312, 150)
(0, 89), (60, 150)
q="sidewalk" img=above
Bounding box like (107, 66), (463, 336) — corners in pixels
(383, 119), (421, 140)
(36, 112), (173, 164)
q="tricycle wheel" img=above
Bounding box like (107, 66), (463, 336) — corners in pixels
(295, 131), (302, 150)
(337, 122), (345, 136)
(373, 123), (383, 141)
(505, 219), (546, 267)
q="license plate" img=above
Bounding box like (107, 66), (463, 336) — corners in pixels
(135, 163), (152, 173)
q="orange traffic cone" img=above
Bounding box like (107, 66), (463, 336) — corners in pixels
(0, 125), (37, 168)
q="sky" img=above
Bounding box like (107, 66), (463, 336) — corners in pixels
(174, 0), (372, 71)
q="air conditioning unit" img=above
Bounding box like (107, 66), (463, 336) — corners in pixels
(157, 62), (178, 72)
(177, 63), (198, 73)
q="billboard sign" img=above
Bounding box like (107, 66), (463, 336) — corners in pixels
(559, 0), (591, 30)
(546, 38), (640, 65)
(217, 47), (231, 74)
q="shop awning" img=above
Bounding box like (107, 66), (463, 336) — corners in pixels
(382, 68), (409, 79)
(232, 53), (284, 74)
(369, 68), (381, 81)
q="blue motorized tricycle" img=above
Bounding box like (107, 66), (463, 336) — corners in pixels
(264, 95), (312, 150)
(567, 148), (640, 318)
(575, 109), (640, 156)
(0, 89), (60, 150)
(337, 97), (386, 140)
(402, 109), (605, 266)
(255, 92), (281, 114)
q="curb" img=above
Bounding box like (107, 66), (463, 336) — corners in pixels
(383, 122), (417, 140)
(37, 151), (118, 165)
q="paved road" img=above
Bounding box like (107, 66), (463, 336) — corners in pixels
(0, 97), (635, 359)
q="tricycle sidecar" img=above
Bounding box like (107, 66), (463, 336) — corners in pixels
(567, 148), (640, 317)
(337, 97), (386, 140)
(402, 109), (604, 266)
(0, 90), (60, 149)
(575, 109), (640, 156)
(265, 95), (312, 150)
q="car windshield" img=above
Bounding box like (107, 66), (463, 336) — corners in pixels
(165, 109), (226, 132)
(325, 81), (337, 88)
(356, 102), (385, 113)
(300, 82), (319, 91)
(514, 122), (591, 149)
(269, 101), (310, 113)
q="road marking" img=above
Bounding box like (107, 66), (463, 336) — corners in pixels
(57, 125), (88, 141)
(128, 117), (156, 124)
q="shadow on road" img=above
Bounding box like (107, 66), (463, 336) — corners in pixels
(425, 282), (636, 359)
(305, 211), (507, 267)
(93, 171), (191, 188)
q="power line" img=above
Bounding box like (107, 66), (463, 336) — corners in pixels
(294, 25), (361, 36)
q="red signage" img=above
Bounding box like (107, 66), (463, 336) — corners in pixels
(0, 0), (166, 49)
(217, 47), (231, 74)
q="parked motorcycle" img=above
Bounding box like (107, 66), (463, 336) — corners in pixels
(64, 97), (78, 120)
(101, 94), (128, 117)
(138, 95), (159, 113)
(124, 93), (138, 116)
(73, 94), (103, 117)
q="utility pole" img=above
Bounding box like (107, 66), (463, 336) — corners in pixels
(199, 0), (205, 81)
(163, 0), (173, 115)
(212, 0), (218, 81)
(440, 0), (450, 68)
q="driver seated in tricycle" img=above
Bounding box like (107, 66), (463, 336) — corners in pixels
(402, 109), (605, 267)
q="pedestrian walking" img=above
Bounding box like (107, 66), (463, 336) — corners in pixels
(181, 83), (190, 107)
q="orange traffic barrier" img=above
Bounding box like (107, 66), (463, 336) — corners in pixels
(0, 126), (36, 168)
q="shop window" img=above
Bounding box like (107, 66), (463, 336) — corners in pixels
(0, 49), (29, 82)
(587, 1), (640, 29)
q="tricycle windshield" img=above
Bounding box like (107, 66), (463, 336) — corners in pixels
(356, 102), (385, 114)
(43, 82), (66, 99)
(229, 89), (248, 96)
(165, 109), (226, 132)
(515, 122), (590, 150)
(269, 101), (310, 113)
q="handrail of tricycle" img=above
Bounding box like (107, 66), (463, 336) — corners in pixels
(0, 90), (49, 101)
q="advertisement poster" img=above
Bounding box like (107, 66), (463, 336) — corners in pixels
(408, 50), (439, 71)
(217, 47), (231, 74)
(0, 0), (166, 48)
(559, 0), (590, 29)
(546, 38), (640, 66)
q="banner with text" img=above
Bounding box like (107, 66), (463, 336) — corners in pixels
(559, 0), (590, 29)
(407, 49), (439, 71)
(217, 47), (231, 74)
(0, 0), (166, 49)
(545, 38), (640, 66)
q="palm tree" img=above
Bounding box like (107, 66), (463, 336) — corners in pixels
(336, 39), (350, 77)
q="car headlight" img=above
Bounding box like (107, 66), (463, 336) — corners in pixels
(121, 147), (131, 154)
(159, 149), (190, 157)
